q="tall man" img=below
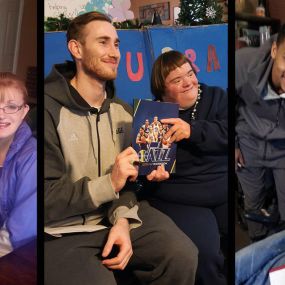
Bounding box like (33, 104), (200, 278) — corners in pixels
(235, 25), (285, 241)
(44, 11), (198, 285)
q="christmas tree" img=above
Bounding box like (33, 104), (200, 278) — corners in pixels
(177, 0), (223, 26)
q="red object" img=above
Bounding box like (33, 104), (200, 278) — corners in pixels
(126, 52), (144, 81)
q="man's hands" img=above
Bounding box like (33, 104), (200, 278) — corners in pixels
(102, 218), (133, 270)
(235, 148), (245, 170)
(111, 147), (139, 192)
(111, 146), (170, 192)
(161, 118), (191, 143)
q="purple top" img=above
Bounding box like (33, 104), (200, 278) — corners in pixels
(0, 121), (37, 249)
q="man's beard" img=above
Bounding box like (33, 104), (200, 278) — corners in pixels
(82, 56), (118, 81)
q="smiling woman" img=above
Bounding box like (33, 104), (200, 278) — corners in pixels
(144, 50), (228, 285)
(0, 72), (37, 257)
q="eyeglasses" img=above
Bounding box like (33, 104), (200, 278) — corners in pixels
(0, 104), (25, 114)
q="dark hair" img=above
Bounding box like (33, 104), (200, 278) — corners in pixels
(151, 50), (196, 101)
(66, 11), (111, 44)
(0, 72), (28, 103)
(276, 24), (285, 47)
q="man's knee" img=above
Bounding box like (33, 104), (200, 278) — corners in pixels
(168, 233), (198, 268)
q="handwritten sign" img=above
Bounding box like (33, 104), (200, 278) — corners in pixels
(44, 0), (111, 18)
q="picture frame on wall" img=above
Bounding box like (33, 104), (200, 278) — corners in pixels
(173, 6), (180, 24)
(139, 2), (170, 22)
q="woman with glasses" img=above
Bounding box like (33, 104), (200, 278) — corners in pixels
(0, 72), (36, 257)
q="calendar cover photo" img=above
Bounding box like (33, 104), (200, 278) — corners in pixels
(132, 99), (179, 175)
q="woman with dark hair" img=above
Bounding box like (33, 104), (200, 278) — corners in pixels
(143, 50), (228, 285)
(0, 72), (36, 257)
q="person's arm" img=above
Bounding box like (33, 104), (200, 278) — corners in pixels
(235, 148), (245, 170)
(107, 182), (142, 230)
(136, 133), (142, 144)
(102, 167), (170, 270)
(102, 217), (133, 270)
(162, 87), (228, 154)
(45, 110), (142, 225)
(45, 110), (113, 224)
(186, 87), (228, 154)
(235, 90), (245, 170)
(5, 148), (37, 252)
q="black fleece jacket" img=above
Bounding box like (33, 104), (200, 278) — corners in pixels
(144, 84), (228, 206)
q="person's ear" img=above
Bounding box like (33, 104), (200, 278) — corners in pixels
(22, 104), (30, 120)
(271, 41), (277, 60)
(68, 40), (83, 60)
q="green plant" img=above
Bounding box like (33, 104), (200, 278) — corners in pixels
(113, 18), (142, 29)
(177, 0), (223, 26)
(44, 14), (71, 32)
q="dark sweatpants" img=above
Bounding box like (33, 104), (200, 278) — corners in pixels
(45, 201), (198, 285)
(149, 198), (227, 285)
(142, 174), (228, 285)
(237, 166), (285, 239)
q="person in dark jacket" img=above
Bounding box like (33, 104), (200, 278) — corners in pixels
(142, 50), (228, 285)
(44, 12), (198, 285)
(235, 25), (285, 241)
(0, 72), (36, 257)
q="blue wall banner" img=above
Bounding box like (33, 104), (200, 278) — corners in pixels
(45, 24), (227, 105)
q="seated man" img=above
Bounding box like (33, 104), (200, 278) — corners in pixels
(44, 11), (198, 285)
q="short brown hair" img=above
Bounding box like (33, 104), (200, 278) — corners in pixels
(66, 11), (111, 44)
(0, 72), (28, 103)
(151, 50), (196, 101)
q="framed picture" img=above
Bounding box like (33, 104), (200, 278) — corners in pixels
(173, 6), (180, 23)
(139, 2), (170, 22)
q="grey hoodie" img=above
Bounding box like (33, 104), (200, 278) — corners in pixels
(44, 62), (141, 236)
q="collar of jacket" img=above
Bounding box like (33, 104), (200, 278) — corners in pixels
(5, 122), (32, 163)
(68, 81), (111, 116)
(88, 98), (111, 116)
